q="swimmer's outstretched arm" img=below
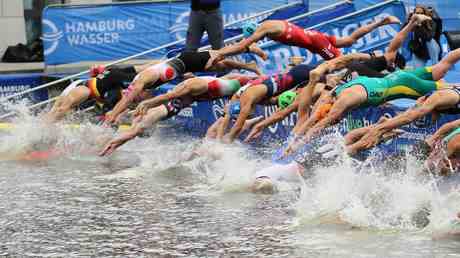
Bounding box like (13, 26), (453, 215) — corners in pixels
(384, 14), (428, 64)
(99, 105), (168, 156)
(215, 22), (271, 58)
(104, 67), (158, 124)
(216, 95), (238, 140)
(245, 101), (298, 142)
(295, 53), (372, 130)
(134, 80), (192, 116)
(225, 99), (254, 143)
(212, 60), (262, 75)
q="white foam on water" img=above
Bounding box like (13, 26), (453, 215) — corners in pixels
(292, 135), (460, 236)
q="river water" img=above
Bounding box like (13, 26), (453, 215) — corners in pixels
(0, 117), (459, 257)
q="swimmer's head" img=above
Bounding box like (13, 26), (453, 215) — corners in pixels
(242, 21), (258, 38)
(228, 101), (241, 118)
(278, 91), (297, 109)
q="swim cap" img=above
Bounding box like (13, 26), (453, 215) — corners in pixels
(242, 22), (258, 38)
(278, 91), (297, 109)
(228, 101), (241, 118)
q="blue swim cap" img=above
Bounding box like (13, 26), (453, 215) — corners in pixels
(228, 101), (241, 118)
(242, 22), (258, 38)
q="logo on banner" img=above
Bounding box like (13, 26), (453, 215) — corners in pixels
(170, 12), (190, 41)
(41, 19), (63, 55)
(265, 105), (278, 134)
(212, 99), (227, 120)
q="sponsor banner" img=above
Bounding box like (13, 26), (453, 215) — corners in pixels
(42, 0), (300, 65)
(0, 73), (48, 103)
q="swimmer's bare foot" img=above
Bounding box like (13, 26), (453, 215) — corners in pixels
(381, 15), (401, 25)
(249, 43), (268, 61)
(250, 177), (276, 194)
(242, 115), (264, 132)
(247, 61), (263, 75)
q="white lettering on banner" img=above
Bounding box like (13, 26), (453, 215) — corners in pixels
(265, 105), (278, 134)
(64, 19), (135, 47)
(65, 19), (135, 33)
(68, 32), (120, 46)
(0, 85), (33, 100)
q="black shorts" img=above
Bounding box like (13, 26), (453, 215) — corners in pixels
(162, 98), (192, 119)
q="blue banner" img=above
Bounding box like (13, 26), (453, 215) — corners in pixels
(42, 0), (300, 65)
(0, 73), (49, 105)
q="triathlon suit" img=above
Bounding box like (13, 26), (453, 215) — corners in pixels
(61, 66), (136, 111)
(333, 67), (445, 106)
(245, 64), (315, 97)
(163, 76), (251, 119)
(270, 21), (341, 60)
(443, 127), (460, 144)
(127, 51), (212, 92)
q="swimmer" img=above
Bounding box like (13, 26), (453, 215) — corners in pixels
(99, 75), (255, 156)
(345, 48), (460, 154)
(295, 13), (429, 126)
(220, 64), (316, 143)
(207, 15), (401, 67)
(250, 162), (305, 194)
(104, 50), (261, 125)
(134, 73), (256, 115)
(44, 64), (154, 123)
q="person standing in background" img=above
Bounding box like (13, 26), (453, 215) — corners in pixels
(406, 5), (443, 67)
(186, 0), (224, 51)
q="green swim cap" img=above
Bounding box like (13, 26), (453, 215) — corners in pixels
(278, 91), (297, 109)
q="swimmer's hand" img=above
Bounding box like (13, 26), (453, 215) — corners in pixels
(248, 43), (268, 61)
(244, 124), (264, 142)
(134, 101), (152, 117)
(99, 136), (129, 156)
(89, 64), (105, 77)
(425, 135), (439, 149)
(205, 50), (224, 70)
(358, 128), (385, 150)
(222, 134), (233, 144)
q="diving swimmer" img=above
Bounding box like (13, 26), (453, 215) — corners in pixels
(104, 50), (262, 125)
(99, 74), (255, 156)
(207, 15), (401, 67)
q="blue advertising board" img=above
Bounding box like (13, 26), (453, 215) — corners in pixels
(42, 0), (301, 65)
(0, 73), (48, 103)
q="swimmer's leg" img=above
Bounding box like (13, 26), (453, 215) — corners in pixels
(241, 116), (264, 132)
(45, 86), (90, 123)
(250, 162), (303, 194)
(431, 48), (460, 81)
(214, 59), (262, 75)
(99, 105), (168, 156)
(335, 15), (401, 47)
(136, 78), (206, 115)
